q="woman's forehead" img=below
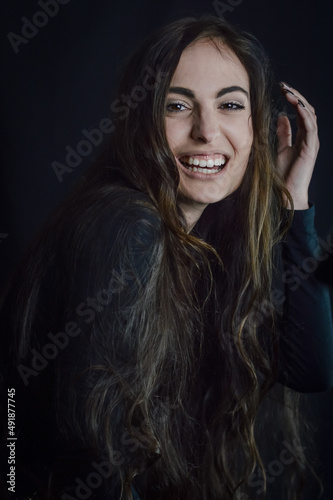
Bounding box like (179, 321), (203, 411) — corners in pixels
(171, 39), (250, 92)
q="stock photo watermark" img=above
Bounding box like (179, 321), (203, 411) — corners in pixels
(247, 439), (306, 495)
(17, 267), (134, 386)
(6, 388), (16, 494)
(200, 107), (297, 201)
(7, 0), (72, 54)
(223, 288), (285, 356)
(223, 228), (333, 356)
(51, 118), (114, 182)
(213, 0), (244, 18)
(283, 233), (333, 291)
(60, 403), (178, 500)
(52, 66), (166, 182)
(59, 427), (304, 499)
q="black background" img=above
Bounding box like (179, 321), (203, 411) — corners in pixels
(1, 0), (332, 497)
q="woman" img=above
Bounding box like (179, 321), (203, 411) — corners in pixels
(1, 14), (332, 500)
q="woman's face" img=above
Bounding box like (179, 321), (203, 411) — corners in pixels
(165, 38), (253, 223)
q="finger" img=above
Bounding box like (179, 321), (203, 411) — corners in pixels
(279, 82), (315, 114)
(294, 103), (319, 153)
(279, 82), (319, 154)
(278, 90), (319, 162)
(279, 84), (318, 138)
(276, 114), (292, 151)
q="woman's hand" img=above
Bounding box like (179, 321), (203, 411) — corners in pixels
(276, 82), (320, 210)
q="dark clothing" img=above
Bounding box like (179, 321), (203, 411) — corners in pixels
(275, 204), (333, 391)
(1, 188), (332, 499)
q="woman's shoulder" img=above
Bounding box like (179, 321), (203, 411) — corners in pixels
(73, 182), (161, 224)
(5, 183), (163, 301)
(7, 184), (163, 322)
(57, 183), (163, 254)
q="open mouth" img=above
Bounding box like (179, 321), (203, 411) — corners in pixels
(178, 155), (228, 175)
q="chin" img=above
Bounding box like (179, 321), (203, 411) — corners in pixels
(179, 184), (232, 206)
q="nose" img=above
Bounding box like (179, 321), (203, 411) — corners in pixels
(190, 109), (220, 143)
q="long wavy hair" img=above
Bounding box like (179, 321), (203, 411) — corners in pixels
(1, 15), (315, 500)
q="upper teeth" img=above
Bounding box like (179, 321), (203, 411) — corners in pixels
(186, 157), (226, 168)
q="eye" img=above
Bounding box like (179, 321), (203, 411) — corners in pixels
(219, 101), (245, 111)
(165, 101), (189, 113)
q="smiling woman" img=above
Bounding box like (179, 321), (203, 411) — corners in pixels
(1, 14), (332, 500)
(165, 39), (253, 223)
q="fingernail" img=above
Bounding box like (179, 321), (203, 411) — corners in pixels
(297, 99), (305, 108)
(280, 81), (293, 89)
(283, 89), (295, 96)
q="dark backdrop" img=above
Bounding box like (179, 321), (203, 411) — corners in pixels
(1, 0), (332, 498)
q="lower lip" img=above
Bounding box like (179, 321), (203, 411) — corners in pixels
(176, 158), (228, 180)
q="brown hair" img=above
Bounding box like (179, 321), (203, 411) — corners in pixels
(80, 14), (304, 499)
(3, 14), (312, 500)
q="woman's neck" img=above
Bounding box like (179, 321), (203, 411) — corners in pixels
(178, 199), (208, 233)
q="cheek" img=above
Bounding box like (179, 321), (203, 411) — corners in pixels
(229, 119), (253, 154)
(165, 119), (185, 151)
(244, 118), (254, 150)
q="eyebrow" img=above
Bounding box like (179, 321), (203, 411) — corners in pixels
(168, 85), (249, 99)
